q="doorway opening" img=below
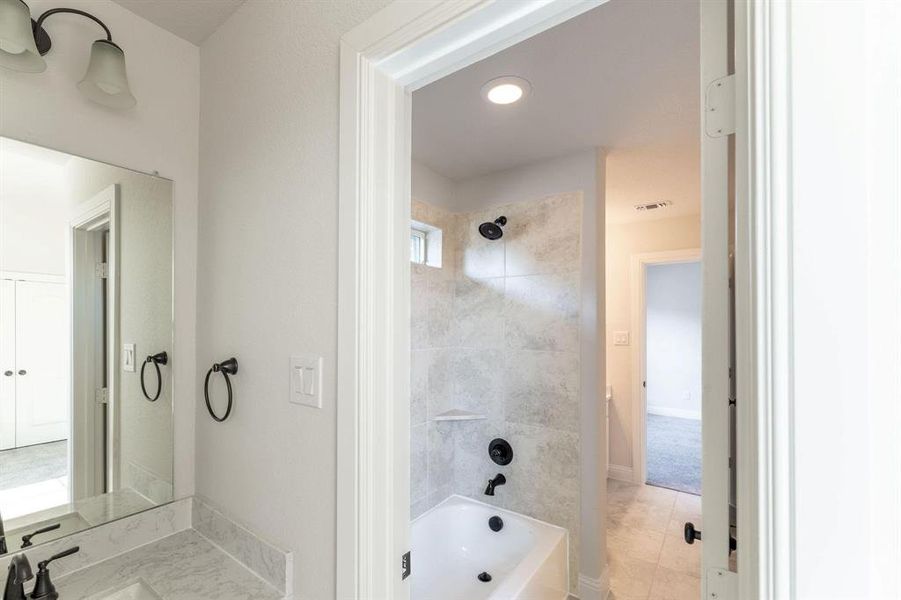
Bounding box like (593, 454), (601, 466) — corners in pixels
(71, 192), (116, 500)
(337, 0), (742, 597)
(406, 0), (706, 597)
(642, 258), (702, 496)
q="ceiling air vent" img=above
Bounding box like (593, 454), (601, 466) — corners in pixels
(634, 201), (672, 212)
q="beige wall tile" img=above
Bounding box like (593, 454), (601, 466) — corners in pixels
(453, 277), (505, 349)
(505, 350), (580, 432)
(410, 423), (428, 505)
(505, 271), (581, 352)
(505, 192), (583, 277)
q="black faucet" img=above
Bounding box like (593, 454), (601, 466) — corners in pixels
(484, 473), (506, 496)
(4, 554), (33, 600)
(1, 507), (7, 555)
(3, 546), (79, 600)
(21, 524), (61, 549)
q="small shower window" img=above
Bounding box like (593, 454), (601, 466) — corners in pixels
(410, 220), (442, 268)
(411, 227), (427, 264)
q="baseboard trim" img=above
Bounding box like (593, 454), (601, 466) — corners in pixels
(577, 568), (610, 600)
(647, 406), (702, 420)
(607, 464), (633, 482)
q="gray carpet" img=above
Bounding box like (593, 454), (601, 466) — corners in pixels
(646, 414), (701, 495)
(0, 440), (68, 491)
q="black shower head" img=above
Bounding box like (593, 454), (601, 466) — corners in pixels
(478, 216), (507, 240)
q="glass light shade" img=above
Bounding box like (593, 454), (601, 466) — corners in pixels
(0, 0), (46, 73)
(77, 39), (136, 109)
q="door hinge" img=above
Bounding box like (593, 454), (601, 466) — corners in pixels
(95, 388), (109, 404)
(706, 567), (738, 599)
(95, 262), (109, 279)
(401, 550), (411, 580)
(705, 74), (736, 138)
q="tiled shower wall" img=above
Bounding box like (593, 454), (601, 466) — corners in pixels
(410, 199), (459, 512)
(410, 192), (583, 591)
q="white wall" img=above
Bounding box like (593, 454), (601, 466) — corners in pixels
(0, 0), (199, 500)
(0, 145), (67, 275)
(605, 215), (700, 470)
(645, 261), (701, 420)
(195, 1), (390, 597)
(411, 160), (455, 210)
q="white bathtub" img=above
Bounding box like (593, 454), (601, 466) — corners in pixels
(411, 495), (568, 600)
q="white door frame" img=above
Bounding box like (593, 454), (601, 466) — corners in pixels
(70, 185), (120, 500)
(734, 0), (793, 596)
(336, 0), (774, 598)
(629, 248), (702, 487)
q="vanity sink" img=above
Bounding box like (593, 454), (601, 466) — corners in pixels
(86, 580), (162, 600)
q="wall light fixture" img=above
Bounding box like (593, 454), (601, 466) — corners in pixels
(0, 0), (136, 109)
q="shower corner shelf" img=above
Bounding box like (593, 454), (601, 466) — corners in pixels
(432, 409), (486, 422)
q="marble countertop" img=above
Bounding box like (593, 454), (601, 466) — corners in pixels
(55, 529), (283, 600)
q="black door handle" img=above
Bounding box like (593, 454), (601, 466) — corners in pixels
(17, 369), (26, 375)
(3, 371), (12, 376)
(684, 522), (702, 544)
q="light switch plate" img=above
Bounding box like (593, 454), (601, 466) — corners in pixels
(123, 344), (136, 372)
(614, 331), (630, 346)
(290, 355), (322, 408)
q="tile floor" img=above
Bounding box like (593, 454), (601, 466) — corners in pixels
(0, 440), (69, 519)
(607, 478), (702, 600)
(0, 440), (68, 490)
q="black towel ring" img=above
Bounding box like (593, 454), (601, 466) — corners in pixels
(140, 351), (168, 402)
(204, 357), (238, 422)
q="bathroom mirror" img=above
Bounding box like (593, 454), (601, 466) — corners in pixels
(0, 137), (174, 555)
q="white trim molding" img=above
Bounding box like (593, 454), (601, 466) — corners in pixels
(629, 248), (701, 486)
(647, 406), (701, 421)
(0, 271), (66, 284)
(735, 0), (791, 597)
(606, 464), (633, 484)
(578, 568), (609, 600)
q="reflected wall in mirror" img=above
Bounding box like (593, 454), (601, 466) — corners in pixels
(0, 137), (174, 554)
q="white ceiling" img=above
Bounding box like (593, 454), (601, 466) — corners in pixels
(111, 0), (245, 45)
(412, 0), (700, 223)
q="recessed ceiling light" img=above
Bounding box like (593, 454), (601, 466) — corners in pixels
(481, 76), (531, 105)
